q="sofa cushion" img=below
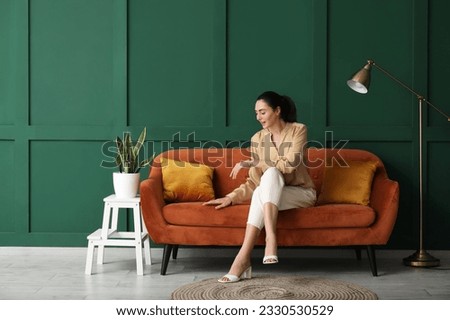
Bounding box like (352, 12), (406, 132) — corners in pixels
(161, 158), (215, 202)
(162, 203), (376, 229)
(317, 160), (378, 206)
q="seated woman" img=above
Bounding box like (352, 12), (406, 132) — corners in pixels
(203, 91), (317, 283)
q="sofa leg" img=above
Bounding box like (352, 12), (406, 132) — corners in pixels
(366, 245), (378, 277)
(172, 245), (179, 260)
(161, 244), (174, 275)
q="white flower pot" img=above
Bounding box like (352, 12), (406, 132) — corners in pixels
(113, 172), (140, 198)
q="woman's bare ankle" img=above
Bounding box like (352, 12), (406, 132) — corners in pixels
(228, 257), (251, 276)
(264, 237), (278, 256)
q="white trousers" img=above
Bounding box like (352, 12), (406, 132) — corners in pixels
(247, 167), (317, 230)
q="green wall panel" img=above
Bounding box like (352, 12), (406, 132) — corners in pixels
(0, 0), (449, 248)
(227, 0), (314, 130)
(0, 0), (15, 125)
(427, 1), (450, 250)
(29, 0), (118, 126)
(30, 141), (114, 233)
(128, 0), (215, 128)
(429, 0), (450, 127)
(427, 142), (450, 249)
(328, 0), (414, 127)
(0, 141), (15, 232)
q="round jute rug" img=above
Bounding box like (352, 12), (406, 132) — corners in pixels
(171, 275), (378, 300)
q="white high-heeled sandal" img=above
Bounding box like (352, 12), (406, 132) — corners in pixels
(218, 266), (252, 283)
(263, 255), (279, 264)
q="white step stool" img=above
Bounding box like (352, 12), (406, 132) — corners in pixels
(85, 194), (151, 275)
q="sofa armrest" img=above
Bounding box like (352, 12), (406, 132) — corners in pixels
(369, 175), (400, 243)
(140, 177), (168, 242)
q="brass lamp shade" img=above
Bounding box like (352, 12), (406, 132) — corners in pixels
(347, 61), (372, 94)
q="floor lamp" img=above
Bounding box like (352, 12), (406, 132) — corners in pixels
(347, 59), (450, 267)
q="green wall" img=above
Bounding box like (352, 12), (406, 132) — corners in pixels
(1, 0), (449, 249)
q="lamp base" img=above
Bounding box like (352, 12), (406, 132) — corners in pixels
(403, 249), (440, 267)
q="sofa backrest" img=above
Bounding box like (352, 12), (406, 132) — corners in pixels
(151, 148), (386, 198)
(151, 148), (251, 198)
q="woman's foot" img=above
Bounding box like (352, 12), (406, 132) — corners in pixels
(264, 237), (278, 264)
(264, 235), (278, 263)
(218, 266), (252, 283)
(263, 255), (279, 264)
(218, 258), (252, 283)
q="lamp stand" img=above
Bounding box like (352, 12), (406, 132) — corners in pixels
(403, 250), (440, 267)
(403, 98), (440, 267)
(348, 60), (450, 267)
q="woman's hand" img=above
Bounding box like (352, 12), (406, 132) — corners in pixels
(230, 161), (244, 179)
(202, 197), (232, 210)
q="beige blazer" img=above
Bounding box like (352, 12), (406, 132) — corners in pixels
(227, 122), (315, 204)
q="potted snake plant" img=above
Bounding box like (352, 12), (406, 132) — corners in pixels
(113, 127), (154, 198)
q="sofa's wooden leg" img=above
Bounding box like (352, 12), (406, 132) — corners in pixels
(366, 245), (378, 277)
(354, 247), (362, 261)
(172, 245), (179, 259)
(161, 244), (174, 275)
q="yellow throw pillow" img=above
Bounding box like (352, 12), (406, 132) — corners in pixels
(317, 160), (378, 206)
(161, 158), (215, 202)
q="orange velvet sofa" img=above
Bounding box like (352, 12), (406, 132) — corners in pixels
(140, 148), (399, 276)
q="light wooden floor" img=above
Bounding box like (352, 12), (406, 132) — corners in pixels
(0, 246), (449, 300)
